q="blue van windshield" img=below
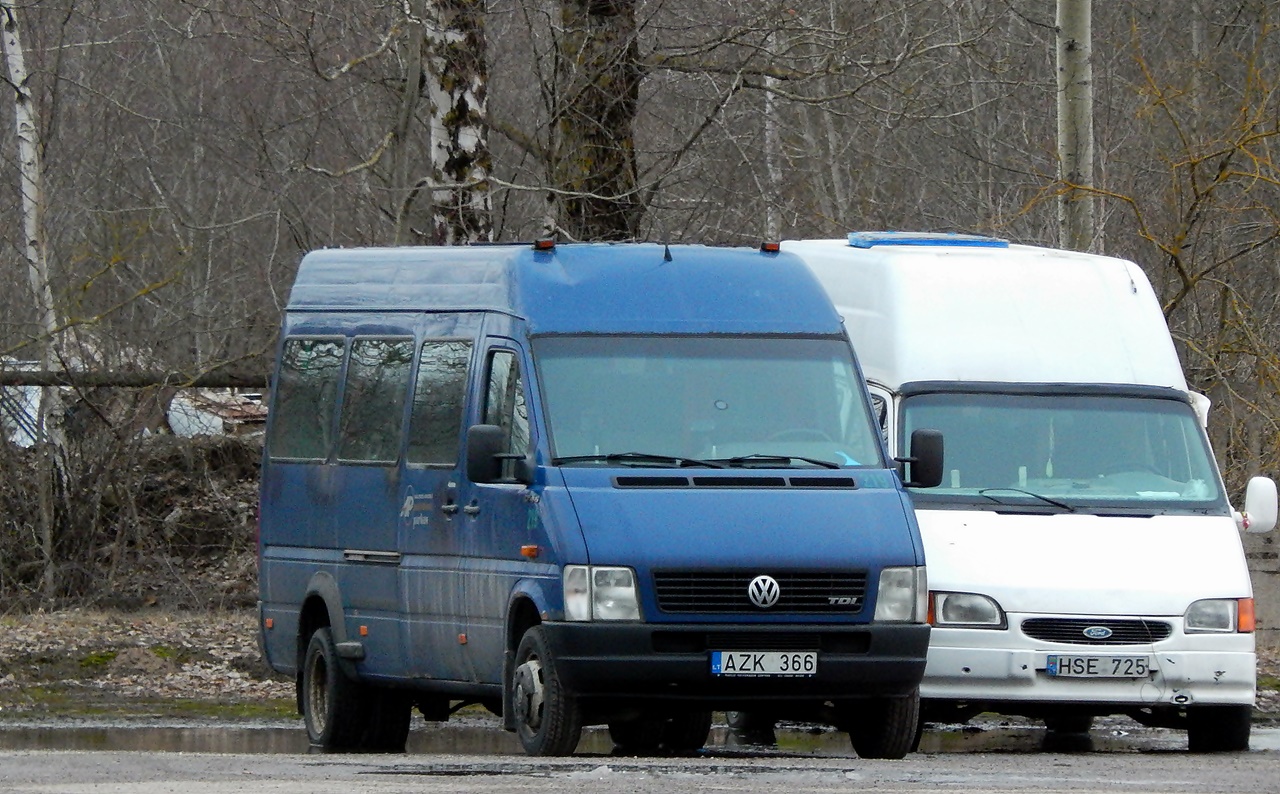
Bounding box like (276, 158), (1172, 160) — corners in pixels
(902, 391), (1226, 510)
(534, 336), (883, 468)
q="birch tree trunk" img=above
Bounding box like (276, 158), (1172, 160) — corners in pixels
(1056, 0), (1094, 251)
(424, 0), (492, 244)
(763, 55), (781, 241)
(1, 2), (66, 601)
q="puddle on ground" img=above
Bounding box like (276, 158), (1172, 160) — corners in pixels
(0, 720), (1273, 755)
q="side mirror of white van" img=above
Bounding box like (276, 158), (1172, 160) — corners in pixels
(1235, 476), (1277, 534)
(896, 429), (944, 488)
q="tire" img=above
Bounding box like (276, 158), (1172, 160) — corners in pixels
(609, 711), (712, 753)
(302, 627), (369, 751)
(661, 710), (713, 752)
(511, 625), (582, 756)
(1044, 714), (1094, 734)
(1187, 705), (1252, 752)
(608, 716), (663, 752)
(847, 689), (921, 760)
(726, 711), (776, 732)
(359, 687), (413, 752)
(726, 710), (778, 746)
(909, 710), (925, 753)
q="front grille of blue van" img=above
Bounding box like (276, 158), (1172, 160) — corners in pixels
(1021, 618), (1172, 645)
(653, 571), (867, 614)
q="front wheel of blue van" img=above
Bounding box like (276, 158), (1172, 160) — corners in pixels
(511, 626), (583, 756)
(845, 689), (921, 759)
(302, 627), (367, 750)
(1187, 705), (1252, 752)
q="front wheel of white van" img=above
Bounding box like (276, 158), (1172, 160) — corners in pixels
(511, 625), (582, 756)
(302, 627), (367, 750)
(1187, 705), (1252, 752)
(846, 689), (921, 759)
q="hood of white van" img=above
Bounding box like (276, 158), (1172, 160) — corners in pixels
(917, 508), (1252, 616)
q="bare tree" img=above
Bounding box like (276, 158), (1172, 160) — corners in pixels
(1, 2), (66, 600)
(423, 0), (492, 243)
(1056, 0), (1095, 251)
(547, 0), (642, 240)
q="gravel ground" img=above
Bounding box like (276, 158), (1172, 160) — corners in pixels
(0, 609), (292, 717)
(0, 609), (1276, 722)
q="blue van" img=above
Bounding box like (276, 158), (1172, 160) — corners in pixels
(257, 241), (941, 757)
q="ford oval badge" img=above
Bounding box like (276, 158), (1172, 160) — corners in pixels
(1083, 625), (1113, 640)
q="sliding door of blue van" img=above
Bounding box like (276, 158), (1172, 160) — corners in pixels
(397, 313), (482, 684)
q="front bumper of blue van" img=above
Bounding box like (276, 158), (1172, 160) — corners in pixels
(541, 621), (929, 703)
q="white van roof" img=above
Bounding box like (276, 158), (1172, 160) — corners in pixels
(781, 234), (1188, 391)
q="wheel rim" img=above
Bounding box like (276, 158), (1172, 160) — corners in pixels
(512, 657), (545, 733)
(306, 650), (329, 737)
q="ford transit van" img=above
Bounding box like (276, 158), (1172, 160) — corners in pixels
(783, 232), (1277, 752)
(257, 241), (942, 757)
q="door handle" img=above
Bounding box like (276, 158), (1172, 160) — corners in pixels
(463, 501), (481, 516)
(441, 501), (459, 515)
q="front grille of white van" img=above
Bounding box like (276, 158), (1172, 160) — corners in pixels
(1021, 618), (1172, 645)
(653, 571), (867, 614)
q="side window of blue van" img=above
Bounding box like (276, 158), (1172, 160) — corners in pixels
(337, 337), (415, 463)
(484, 349), (530, 477)
(407, 339), (473, 465)
(268, 337), (345, 460)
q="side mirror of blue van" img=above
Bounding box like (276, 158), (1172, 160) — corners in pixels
(897, 429), (944, 488)
(466, 424), (535, 485)
(466, 424), (506, 484)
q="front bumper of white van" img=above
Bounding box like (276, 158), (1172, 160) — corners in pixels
(921, 616), (1257, 709)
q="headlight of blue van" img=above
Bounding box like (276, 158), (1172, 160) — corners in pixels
(564, 565), (641, 621)
(873, 566), (927, 623)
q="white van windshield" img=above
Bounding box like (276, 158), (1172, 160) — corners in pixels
(902, 391), (1225, 510)
(534, 336), (883, 468)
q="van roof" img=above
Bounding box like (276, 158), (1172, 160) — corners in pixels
(780, 236), (1188, 390)
(287, 242), (843, 335)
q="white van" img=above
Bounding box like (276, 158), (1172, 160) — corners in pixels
(782, 232), (1278, 752)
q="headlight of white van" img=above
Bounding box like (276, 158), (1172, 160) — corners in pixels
(930, 592), (1006, 628)
(874, 566), (927, 623)
(1184, 598), (1238, 633)
(563, 565), (641, 621)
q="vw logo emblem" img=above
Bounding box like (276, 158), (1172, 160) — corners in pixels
(1083, 625), (1113, 640)
(748, 575), (781, 609)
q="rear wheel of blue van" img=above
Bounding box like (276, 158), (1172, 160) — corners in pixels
(301, 627), (411, 753)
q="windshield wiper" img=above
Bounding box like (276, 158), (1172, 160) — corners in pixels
(552, 452), (726, 469)
(978, 487), (1076, 512)
(718, 453), (841, 470)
